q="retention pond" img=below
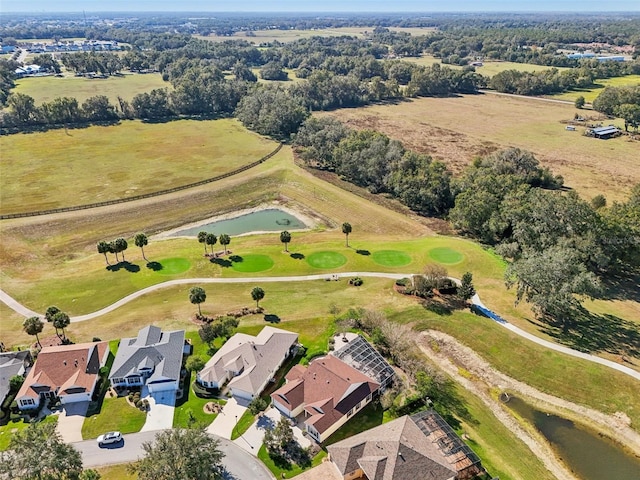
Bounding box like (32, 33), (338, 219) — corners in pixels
(170, 208), (307, 237)
(504, 395), (640, 480)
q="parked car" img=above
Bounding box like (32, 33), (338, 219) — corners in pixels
(97, 431), (122, 446)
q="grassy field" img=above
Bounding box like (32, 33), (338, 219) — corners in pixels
(321, 94), (640, 202)
(13, 72), (168, 104)
(402, 55), (568, 77)
(0, 118), (277, 214)
(551, 74), (640, 103)
(196, 26), (436, 44)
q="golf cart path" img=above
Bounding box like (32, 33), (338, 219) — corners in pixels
(1, 273), (638, 381)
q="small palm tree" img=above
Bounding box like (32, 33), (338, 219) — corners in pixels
(189, 286), (207, 316)
(97, 241), (111, 266)
(134, 233), (148, 261)
(219, 234), (231, 254)
(114, 238), (128, 262)
(280, 231), (291, 252)
(45, 306), (61, 336)
(197, 231), (208, 254)
(342, 222), (352, 247)
(206, 233), (217, 257)
(251, 287), (265, 308)
(23, 316), (44, 348)
(52, 311), (70, 340)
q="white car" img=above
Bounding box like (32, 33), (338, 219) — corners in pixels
(97, 431), (122, 446)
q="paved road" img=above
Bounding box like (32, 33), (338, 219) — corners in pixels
(1, 272), (638, 381)
(74, 431), (274, 479)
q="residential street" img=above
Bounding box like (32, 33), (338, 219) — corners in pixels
(74, 430), (274, 479)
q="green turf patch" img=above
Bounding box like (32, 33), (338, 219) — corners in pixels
(371, 250), (412, 267)
(231, 254), (274, 273)
(428, 247), (464, 264)
(306, 251), (347, 269)
(154, 258), (191, 275)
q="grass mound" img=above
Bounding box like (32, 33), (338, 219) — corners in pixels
(429, 247), (464, 264)
(154, 258), (191, 275)
(371, 250), (412, 267)
(306, 251), (347, 269)
(231, 254), (275, 273)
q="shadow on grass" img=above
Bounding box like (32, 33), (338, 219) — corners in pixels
(598, 271), (640, 304)
(264, 314), (281, 324)
(290, 253), (305, 260)
(175, 370), (192, 408)
(146, 261), (162, 271)
(211, 257), (232, 268)
(229, 255), (243, 263)
(106, 261), (140, 273)
(356, 249), (371, 256)
(535, 306), (640, 358)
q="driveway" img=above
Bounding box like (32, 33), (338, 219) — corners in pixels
(56, 401), (89, 443)
(235, 407), (312, 456)
(206, 397), (248, 439)
(140, 389), (176, 432)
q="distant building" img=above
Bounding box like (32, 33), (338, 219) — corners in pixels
(587, 126), (621, 139)
(0, 351), (32, 406)
(1, 45), (17, 54)
(14, 64), (41, 77)
(596, 56), (625, 62)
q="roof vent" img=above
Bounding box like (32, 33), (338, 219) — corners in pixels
(63, 360), (67, 366)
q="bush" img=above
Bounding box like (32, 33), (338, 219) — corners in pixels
(349, 277), (364, 286)
(135, 399), (143, 408)
(248, 397), (268, 415)
(395, 278), (409, 287)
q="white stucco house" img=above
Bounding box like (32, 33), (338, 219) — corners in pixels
(109, 326), (186, 394)
(197, 326), (298, 402)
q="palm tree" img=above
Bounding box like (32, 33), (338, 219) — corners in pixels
(206, 233), (217, 257)
(97, 241), (111, 266)
(219, 234), (231, 255)
(23, 316), (44, 348)
(110, 240), (119, 263)
(52, 311), (70, 340)
(280, 231), (291, 252)
(197, 231), (208, 254)
(115, 238), (128, 262)
(45, 306), (61, 336)
(342, 222), (352, 247)
(189, 286), (206, 316)
(251, 287), (265, 308)
(134, 233), (148, 261)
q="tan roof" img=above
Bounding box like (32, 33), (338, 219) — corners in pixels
(17, 342), (108, 399)
(327, 416), (457, 480)
(271, 355), (380, 435)
(199, 326), (298, 396)
(290, 461), (342, 480)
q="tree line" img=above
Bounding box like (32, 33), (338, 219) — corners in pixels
(592, 85), (640, 131)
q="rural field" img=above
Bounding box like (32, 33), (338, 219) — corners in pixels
(13, 72), (168, 104)
(551, 74), (640, 103)
(0, 118), (277, 214)
(321, 93), (640, 202)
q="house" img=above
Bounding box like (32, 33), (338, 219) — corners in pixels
(0, 351), (32, 406)
(16, 342), (109, 410)
(331, 333), (395, 391)
(197, 326), (298, 402)
(109, 326), (186, 394)
(327, 410), (484, 480)
(271, 355), (380, 443)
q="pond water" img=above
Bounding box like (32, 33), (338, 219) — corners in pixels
(170, 208), (307, 237)
(505, 396), (640, 480)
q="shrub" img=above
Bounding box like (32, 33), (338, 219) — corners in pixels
(135, 399), (143, 408)
(395, 278), (409, 287)
(349, 277), (364, 286)
(248, 397), (268, 415)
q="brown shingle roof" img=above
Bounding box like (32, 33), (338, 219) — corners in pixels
(327, 416), (457, 480)
(17, 342), (108, 399)
(271, 355), (380, 435)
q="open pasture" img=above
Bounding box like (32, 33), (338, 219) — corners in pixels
(401, 55), (567, 77)
(0, 118), (277, 215)
(551, 74), (640, 103)
(13, 72), (168, 105)
(322, 93), (640, 202)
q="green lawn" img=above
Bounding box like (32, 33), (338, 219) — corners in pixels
(14, 72), (169, 104)
(95, 464), (137, 480)
(231, 410), (256, 440)
(323, 402), (393, 446)
(551, 75), (640, 103)
(0, 118), (278, 215)
(82, 396), (146, 439)
(258, 445), (327, 479)
(401, 55), (568, 77)
(0, 415), (58, 451)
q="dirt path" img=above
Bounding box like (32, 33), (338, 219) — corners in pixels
(418, 330), (640, 479)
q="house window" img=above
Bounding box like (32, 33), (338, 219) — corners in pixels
(21, 398), (35, 406)
(347, 408), (354, 418)
(111, 377), (123, 384)
(366, 393), (372, 402)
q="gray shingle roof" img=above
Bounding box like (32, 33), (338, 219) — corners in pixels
(0, 351), (31, 402)
(110, 326), (185, 384)
(327, 415), (457, 480)
(198, 326), (298, 396)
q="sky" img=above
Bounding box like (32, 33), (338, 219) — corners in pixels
(3, 0), (640, 13)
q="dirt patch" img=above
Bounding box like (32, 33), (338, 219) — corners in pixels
(417, 330), (640, 480)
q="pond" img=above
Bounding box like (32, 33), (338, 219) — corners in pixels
(170, 208), (308, 237)
(504, 395), (640, 480)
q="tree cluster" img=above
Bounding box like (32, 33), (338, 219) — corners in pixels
(592, 85), (640, 131)
(263, 417), (311, 469)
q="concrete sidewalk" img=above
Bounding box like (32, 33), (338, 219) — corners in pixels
(206, 397), (247, 439)
(57, 401), (89, 443)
